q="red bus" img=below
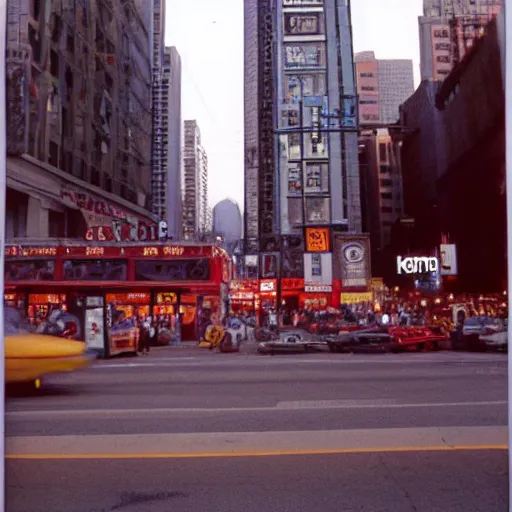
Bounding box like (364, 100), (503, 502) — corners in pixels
(4, 242), (231, 357)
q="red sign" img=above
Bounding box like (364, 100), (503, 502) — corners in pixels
(61, 186), (127, 220)
(281, 278), (304, 291)
(6, 246), (57, 257)
(85, 222), (158, 243)
(230, 280), (259, 292)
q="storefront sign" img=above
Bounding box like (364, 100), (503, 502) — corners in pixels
(163, 246), (186, 257)
(142, 247), (159, 257)
(156, 293), (178, 304)
(28, 294), (66, 305)
(305, 227), (330, 252)
(340, 292), (373, 304)
(305, 284), (332, 293)
(6, 246), (57, 257)
(260, 280), (277, 292)
(106, 292), (151, 304)
(281, 278), (304, 290)
(85, 222), (158, 243)
(231, 292), (254, 301)
(397, 256), (438, 274)
(61, 185), (127, 220)
(230, 280), (259, 292)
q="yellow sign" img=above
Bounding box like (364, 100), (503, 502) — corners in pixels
(305, 228), (330, 252)
(340, 292), (373, 304)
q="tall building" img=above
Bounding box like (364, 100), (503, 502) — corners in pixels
(355, 52), (415, 126)
(213, 199), (243, 244)
(419, 0), (502, 81)
(182, 120), (208, 240)
(244, 0), (371, 310)
(359, 129), (404, 277)
(6, 0), (156, 242)
(151, 46), (183, 239)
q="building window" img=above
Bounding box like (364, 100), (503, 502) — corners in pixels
(436, 55), (450, 63)
(359, 72), (374, 78)
(311, 254), (322, 276)
(381, 192), (392, 200)
(288, 197), (302, 226)
(378, 143), (387, 162)
(284, 74), (327, 103)
(380, 179), (392, 187)
(381, 206), (393, 213)
(379, 164), (390, 174)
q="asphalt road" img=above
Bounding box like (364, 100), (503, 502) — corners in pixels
(6, 349), (509, 511)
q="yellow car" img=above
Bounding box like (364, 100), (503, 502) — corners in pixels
(5, 308), (94, 389)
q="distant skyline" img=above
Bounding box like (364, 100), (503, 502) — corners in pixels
(165, 0), (423, 211)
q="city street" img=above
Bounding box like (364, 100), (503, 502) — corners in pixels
(5, 349), (508, 511)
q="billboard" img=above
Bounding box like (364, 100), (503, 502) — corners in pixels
(334, 234), (371, 289)
(440, 244), (458, 276)
(304, 253), (332, 285)
(284, 13), (323, 36)
(284, 43), (326, 69)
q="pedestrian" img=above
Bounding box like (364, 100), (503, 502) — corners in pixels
(139, 318), (151, 355)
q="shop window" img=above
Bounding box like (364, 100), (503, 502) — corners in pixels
(63, 260), (128, 280)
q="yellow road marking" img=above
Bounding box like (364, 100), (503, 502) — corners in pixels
(5, 445), (508, 460)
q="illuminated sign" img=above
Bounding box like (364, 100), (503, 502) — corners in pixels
(85, 247), (105, 256)
(397, 256), (439, 274)
(305, 284), (332, 293)
(281, 278), (304, 290)
(143, 247), (159, 257)
(9, 247), (58, 257)
(29, 294), (66, 304)
(260, 280), (277, 292)
(156, 293), (178, 304)
(163, 246), (185, 256)
(106, 293), (151, 304)
(340, 292), (373, 304)
(305, 228), (330, 252)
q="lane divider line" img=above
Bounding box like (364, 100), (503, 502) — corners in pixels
(5, 445), (508, 460)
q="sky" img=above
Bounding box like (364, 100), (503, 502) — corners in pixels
(165, 0), (423, 211)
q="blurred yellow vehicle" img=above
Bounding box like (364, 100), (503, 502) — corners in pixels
(5, 307), (94, 388)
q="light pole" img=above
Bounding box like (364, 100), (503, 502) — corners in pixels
(505, 0), (512, 507)
(0, 0), (8, 509)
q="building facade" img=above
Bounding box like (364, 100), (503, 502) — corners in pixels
(151, 46), (183, 239)
(419, 0), (502, 81)
(6, 0), (156, 242)
(355, 51), (415, 126)
(359, 129), (404, 277)
(182, 120), (208, 240)
(396, 14), (505, 293)
(244, 0), (371, 311)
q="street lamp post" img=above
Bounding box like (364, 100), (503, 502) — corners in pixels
(0, 0), (8, 509)
(505, 0), (512, 507)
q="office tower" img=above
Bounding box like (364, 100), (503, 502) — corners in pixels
(355, 52), (415, 126)
(152, 45), (183, 239)
(213, 199), (243, 243)
(244, 0), (371, 309)
(183, 120), (208, 240)
(419, 0), (502, 81)
(6, 0), (154, 241)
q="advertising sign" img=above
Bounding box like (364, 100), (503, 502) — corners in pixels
(284, 13), (321, 36)
(304, 253), (332, 285)
(85, 308), (105, 351)
(284, 43), (325, 69)
(305, 227), (330, 252)
(340, 292), (373, 304)
(440, 244), (458, 275)
(337, 236), (371, 289)
(305, 284), (332, 293)
(397, 256), (439, 274)
(260, 280), (277, 293)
